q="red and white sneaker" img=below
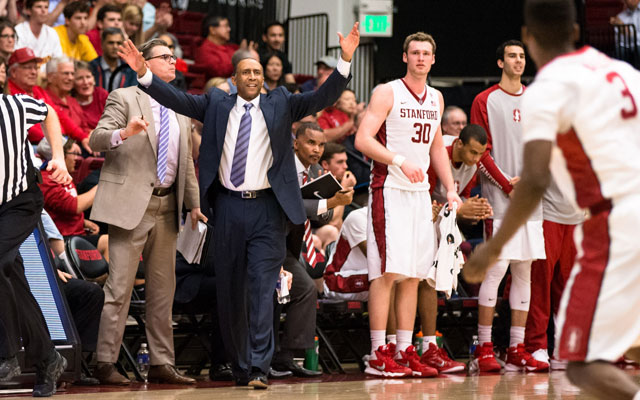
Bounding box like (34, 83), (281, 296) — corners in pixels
(505, 343), (549, 372)
(420, 342), (465, 373)
(364, 345), (411, 378)
(472, 342), (502, 372)
(395, 345), (438, 377)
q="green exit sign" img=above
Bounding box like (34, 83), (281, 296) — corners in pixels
(362, 14), (392, 37)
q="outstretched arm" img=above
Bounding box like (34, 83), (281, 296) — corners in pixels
(463, 140), (552, 283)
(117, 39), (210, 122)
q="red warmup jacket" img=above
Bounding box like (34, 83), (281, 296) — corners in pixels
(9, 80), (88, 144)
(39, 168), (85, 236)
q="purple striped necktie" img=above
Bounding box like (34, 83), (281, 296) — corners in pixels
(157, 105), (170, 184)
(230, 103), (253, 187)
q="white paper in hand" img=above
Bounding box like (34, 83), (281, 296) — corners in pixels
(177, 220), (208, 264)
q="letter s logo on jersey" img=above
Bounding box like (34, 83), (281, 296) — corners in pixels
(513, 109), (521, 122)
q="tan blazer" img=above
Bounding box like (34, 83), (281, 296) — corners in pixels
(89, 86), (199, 230)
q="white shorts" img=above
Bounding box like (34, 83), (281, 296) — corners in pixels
(486, 218), (546, 261)
(367, 187), (435, 280)
(556, 196), (640, 362)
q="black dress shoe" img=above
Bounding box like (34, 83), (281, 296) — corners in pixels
(209, 363), (234, 381)
(248, 372), (268, 389)
(0, 356), (20, 382)
(268, 367), (292, 379)
(74, 373), (100, 386)
(234, 376), (249, 386)
(272, 360), (322, 378)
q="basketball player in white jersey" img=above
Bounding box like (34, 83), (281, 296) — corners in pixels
(355, 32), (462, 378)
(466, 0), (640, 397)
(417, 124), (492, 374)
(469, 40), (548, 373)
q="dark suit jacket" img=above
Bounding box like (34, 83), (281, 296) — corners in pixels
(140, 68), (351, 225)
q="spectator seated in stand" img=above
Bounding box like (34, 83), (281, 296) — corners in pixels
(8, 47), (92, 152)
(300, 56), (337, 93)
(54, 1), (98, 62)
(196, 15), (257, 79)
(0, 18), (16, 61)
(122, 4), (144, 47)
(44, 57), (92, 138)
(73, 60), (108, 130)
(15, 0), (64, 75)
(86, 4), (122, 57)
(143, 1), (173, 42)
(261, 51), (287, 92)
(258, 21), (295, 84)
(322, 207), (369, 301)
(37, 138), (109, 262)
(441, 105), (468, 146)
(203, 76), (230, 94)
(611, 0), (640, 49)
(90, 27), (137, 92)
(317, 88), (365, 143)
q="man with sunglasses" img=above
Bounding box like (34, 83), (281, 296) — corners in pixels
(89, 38), (205, 386)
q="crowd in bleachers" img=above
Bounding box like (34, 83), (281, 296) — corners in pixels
(2, 0), (640, 392)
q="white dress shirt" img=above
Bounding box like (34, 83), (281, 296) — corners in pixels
(138, 57), (351, 192)
(295, 153), (327, 215)
(110, 94), (180, 188)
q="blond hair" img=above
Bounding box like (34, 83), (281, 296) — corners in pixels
(122, 4), (143, 47)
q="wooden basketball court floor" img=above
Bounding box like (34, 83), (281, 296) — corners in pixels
(3, 369), (639, 399)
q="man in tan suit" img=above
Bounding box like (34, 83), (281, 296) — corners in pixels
(89, 38), (205, 385)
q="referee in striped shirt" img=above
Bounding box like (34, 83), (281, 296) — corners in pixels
(0, 93), (72, 397)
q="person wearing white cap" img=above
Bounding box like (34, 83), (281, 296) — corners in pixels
(300, 55), (338, 92)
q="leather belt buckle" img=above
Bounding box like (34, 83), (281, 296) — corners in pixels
(241, 190), (257, 199)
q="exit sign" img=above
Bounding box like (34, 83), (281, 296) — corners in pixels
(362, 14), (391, 36)
(359, 0), (393, 37)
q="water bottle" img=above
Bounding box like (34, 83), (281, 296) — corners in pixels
(304, 336), (319, 371)
(468, 335), (479, 375)
(136, 343), (150, 383)
(413, 331), (424, 356)
(276, 271), (291, 304)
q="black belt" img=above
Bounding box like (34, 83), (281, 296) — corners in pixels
(219, 186), (272, 199)
(152, 185), (175, 196)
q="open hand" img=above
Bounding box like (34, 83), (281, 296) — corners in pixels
(338, 22), (360, 62)
(117, 39), (147, 77)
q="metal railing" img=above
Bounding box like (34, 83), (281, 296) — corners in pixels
(328, 43), (375, 103)
(585, 23), (639, 68)
(286, 13), (329, 77)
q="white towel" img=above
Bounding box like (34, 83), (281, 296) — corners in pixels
(426, 202), (464, 299)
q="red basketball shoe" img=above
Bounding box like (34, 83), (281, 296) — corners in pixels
(364, 344), (411, 378)
(421, 342), (466, 373)
(505, 343), (549, 372)
(396, 345), (438, 377)
(472, 342), (502, 372)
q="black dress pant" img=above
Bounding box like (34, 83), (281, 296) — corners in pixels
(62, 279), (104, 353)
(273, 253), (317, 360)
(0, 185), (53, 365)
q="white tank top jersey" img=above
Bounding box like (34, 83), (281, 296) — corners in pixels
(432, 146), (477, 204)
(522, 46), (640, 210)
(473, 85), (542, 220)
(370, 79), (442, 192)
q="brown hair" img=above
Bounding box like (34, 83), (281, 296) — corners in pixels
(402, 32), (436, 54)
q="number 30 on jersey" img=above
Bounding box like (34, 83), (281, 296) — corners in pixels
(411, 122), (432, 144)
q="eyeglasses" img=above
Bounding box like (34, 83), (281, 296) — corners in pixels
(0, 34), (16, 40)
(146, 54), (176, 63)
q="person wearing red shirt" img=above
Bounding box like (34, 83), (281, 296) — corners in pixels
(38, 138), (108, 259)
(44, 57), (92, 136)
(73, 60), (108, 130)
(195, 15), (239, 79)
(8, 47), (92, 152)
(317, 89), (364, 142)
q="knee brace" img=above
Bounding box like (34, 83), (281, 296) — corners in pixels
(509, 260), (532, 311)
(478, 259), (509, 307)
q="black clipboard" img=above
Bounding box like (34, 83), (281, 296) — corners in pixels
(300, 173), (343, 199)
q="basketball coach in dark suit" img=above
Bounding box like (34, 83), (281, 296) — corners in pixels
(117, 22), (360, 388)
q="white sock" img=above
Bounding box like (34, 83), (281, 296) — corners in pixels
(386, 334), (396, 344)
(371, 330), (386, 355)
(425, 335), (437, 346)
(478, 324), (492, 345)
(396, 330), (413, 353)
(510, 326), (525, 347)
(633, 390), (640, 400)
